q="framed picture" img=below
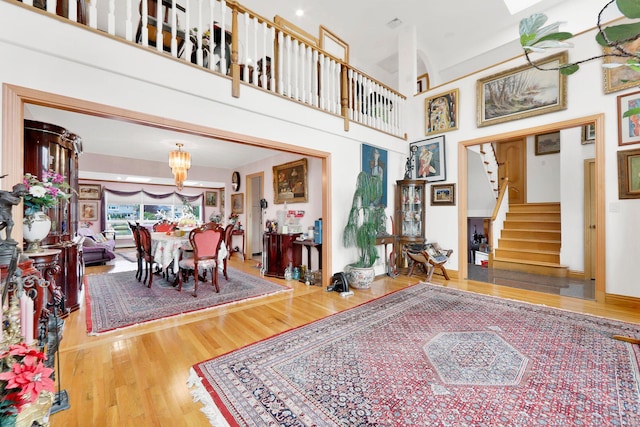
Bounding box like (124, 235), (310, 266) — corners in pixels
(476, 51), (568, 127)
(231, 193), (244, 214)
(617, 147), (640, 199)
(617, 90), (640, 146)
(535, 131), (561, 155)
(431, 183), (455, 206)
(582, 123), (596, 145)
(220, 189), (225, 212)
(361, 144), (388, 207)
(603, 20), (640, 94)
(273, 158), (308, 204)
(205, 191), (218, 207)
(78, 184), (101, 200)
(425, 88), (459, 135)
(417, 73), (429, 93)
(79, 201), (99, 221)
(410, 135), (446, 182)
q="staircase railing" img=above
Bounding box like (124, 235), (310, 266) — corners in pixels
(490, 179), (509, 259)
(18, 0), (406, 139)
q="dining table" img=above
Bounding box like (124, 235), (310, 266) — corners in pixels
(150, 231), (229, 276)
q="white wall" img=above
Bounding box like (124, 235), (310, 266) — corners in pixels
(526, 135), (561, 203)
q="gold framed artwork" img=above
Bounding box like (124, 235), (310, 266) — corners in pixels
(205, 191), (218, 207)
(431, 183), (455, 206)
(231, 193), (244, 214)
(425, 88), (459, 135)
(582, 123), (596, 144)
(79, 201), (99, 221)
(617, 89), (640, 146)
(78, 184), (101, 200)
(476, 51), (568, 127)
(273, 158), (308, 204)
(603, 19), (640, 93)
(535, 131), (561, 155)
(617, 147), (640, 199)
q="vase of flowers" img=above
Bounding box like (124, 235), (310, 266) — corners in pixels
(21, 172), (72, 253)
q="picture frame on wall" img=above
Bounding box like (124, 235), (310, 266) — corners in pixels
(582, 123), (596, 145)
(361, 144), (388, 207)
(617, 90), (640, 146)
(410, 135), (446, 182)
(231, 193), (244, 214)
(535, 131), (561, 155)
(431, 183), (456, 206)
(79, 201), (99, 221)
(476, 51), (567, 127)
(425, 88), (459, 136)
(78, 184), (101, 200)
(603, 19), (640, 94)
(272, 158), (308, 204)
(205, 191), (218, 207)
(617, 147), (640, 199)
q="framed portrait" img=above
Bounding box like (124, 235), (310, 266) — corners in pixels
(535, 131), (561, 155)
(476, 51), (568, 127)
(410, 135), (446, 182)
(617, 147), (640, 199)
(431, 183), (455, 206)
(205, 191), (218, 207)
(79, 201), (99, 221)
(582, 123), (596, 145)
(361, 144), (388, 207)
(617, 90), (640, 146)
(425, 88), (458, 135)
(273, 158), (308, 204)
(231, 193), (244, 214)
(417, 73), (429, 93)
(78, 184), (101, 200)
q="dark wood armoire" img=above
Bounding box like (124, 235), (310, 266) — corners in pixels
(264, 232), (302, 278)
(24, 119), (83, 314)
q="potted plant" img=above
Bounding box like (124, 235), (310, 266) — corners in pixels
(342, 171), (386, 289)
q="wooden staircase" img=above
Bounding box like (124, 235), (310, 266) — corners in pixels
(493, 203), (568, 277)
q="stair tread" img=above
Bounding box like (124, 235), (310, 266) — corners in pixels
(493, 257), (567, 268)
(496, 247), (560, 255)
(499, 237), (561, 243)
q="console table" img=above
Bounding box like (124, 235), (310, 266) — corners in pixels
(264, 232), (302, 278)
(230, 229), (245, 260)
(293, 240), (322, 271)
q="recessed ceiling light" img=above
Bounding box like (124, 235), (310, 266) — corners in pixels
(295, 9), (304, 17)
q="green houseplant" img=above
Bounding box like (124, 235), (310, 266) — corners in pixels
(342, 171), (385, 289)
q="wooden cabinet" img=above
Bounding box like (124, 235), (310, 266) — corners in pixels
(24, 120), (83, 314)
(264, 232), (302, 278)
(395, 180), (426, 266)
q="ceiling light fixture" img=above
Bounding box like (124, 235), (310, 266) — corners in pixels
(168, 143), (191, 190)
(295, 9), (304, 17)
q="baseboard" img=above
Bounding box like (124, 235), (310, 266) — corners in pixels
(605, 293), (640, 310)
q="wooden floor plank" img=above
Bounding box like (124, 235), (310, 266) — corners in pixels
(49, 259), (640, 426)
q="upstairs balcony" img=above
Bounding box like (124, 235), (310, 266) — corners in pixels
(17, 0), (407, 139)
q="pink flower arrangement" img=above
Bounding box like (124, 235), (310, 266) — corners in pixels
(22, 171), (73, 216)
(0, 343), (54, 417)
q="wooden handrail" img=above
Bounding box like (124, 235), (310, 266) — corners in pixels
(491, 178), (509, 222)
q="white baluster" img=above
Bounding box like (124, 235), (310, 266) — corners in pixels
(311, 50), (319, 107)
(242, 12), (248, 82)
(277, 31), (284, 95)
(293, 39), (299, 101)
(170, 0), (178, 56)
(252, 16), (258, 85)
(108, 0), (115, 35)
(196, 0), (203, 66)
(261, 21), (267, 89)
(156, 0), (163, 52)
(23, 0), (33, 6)
(46, 0), (55, 13)
(286, 36), (292, 98)
(347, 68), (353, 120)
(89, 0), (98, 29)
(220, 0), (227, 75)
(141, 0), (149, 45)
(318, 54), (325, 110)
(184, 0), (191, 61)
(69, 0), (78, 22)
(301, 45), (309, 104)
(208, 5), (214, 70)
(125, 0), (133, 41)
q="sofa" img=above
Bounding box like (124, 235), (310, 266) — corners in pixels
(77, 227), (116, 266)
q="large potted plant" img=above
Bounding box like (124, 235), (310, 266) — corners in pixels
(342, 171), (386, 289)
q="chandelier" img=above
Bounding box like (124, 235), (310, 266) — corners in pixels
(168, 143), (191, 190)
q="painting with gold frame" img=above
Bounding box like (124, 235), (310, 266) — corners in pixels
(273, 158), (308, 204)
(476, 51), (567, 127)
(425, 88), (459, 136)
(231, 193), (244, 214)
(603, 19), (640, 94)
(617, 147), (640, 199)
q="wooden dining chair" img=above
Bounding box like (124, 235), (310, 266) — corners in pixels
(178, 222), (224, 297)
(128, 222), (143, 282)
(137, 226), (158, 288)
(153, 220), (176, 232)
(222, 224), (234, 280)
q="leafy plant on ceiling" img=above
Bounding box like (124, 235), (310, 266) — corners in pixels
(519, 0), (640, 117)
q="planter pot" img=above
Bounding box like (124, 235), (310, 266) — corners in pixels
(23, 211), (51, 253)
(344, 264), (375, 289)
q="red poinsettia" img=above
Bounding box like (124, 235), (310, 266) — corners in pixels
(0, 343), (55, 415)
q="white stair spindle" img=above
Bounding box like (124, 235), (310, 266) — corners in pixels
(141, 0), (148, 45)
(277, 31), (284, 95)
(46, 0), (55, 13)
(312, 49), (319, 107)
(125, 0), (133, 41)
(170, 0), (178, 56)
(269, 25), (275, 91)
(261, 21), (267, 89)
(184, 0), (191, 61)
(89, 0), (98, 29)
(208, 6), (214, 71)
(156, 0), (163, 52)
(220, 0), (227, 75)
(196, 0), (203, 66)
(293, 39), (299, 101)
(23, 0), (33, 6)
(108, 0), (115, 35)
(69, 0), (78, 22)
(242, 13), (248, 82)
(252, 16), (258, 85)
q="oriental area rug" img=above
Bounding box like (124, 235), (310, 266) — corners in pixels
(189, 283), (640, 427)
(85, 268), (289, 334)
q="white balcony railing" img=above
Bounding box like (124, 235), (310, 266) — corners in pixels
(20, 0), (406, 139)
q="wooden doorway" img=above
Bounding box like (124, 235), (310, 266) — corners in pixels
(246, 172), (264, 259)
(495, 138), (526, 205)
(584, 159), (596, 280)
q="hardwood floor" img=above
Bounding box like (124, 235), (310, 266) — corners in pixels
(50, 256), (639, 426)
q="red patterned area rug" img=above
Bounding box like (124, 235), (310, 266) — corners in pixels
(189, 283), (640, 427)
(85, 268), (290, 334)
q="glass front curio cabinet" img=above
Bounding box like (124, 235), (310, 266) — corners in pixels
(395, 180), (426, 255)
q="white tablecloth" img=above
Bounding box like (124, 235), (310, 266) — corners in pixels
(151, 232), (228, 274)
